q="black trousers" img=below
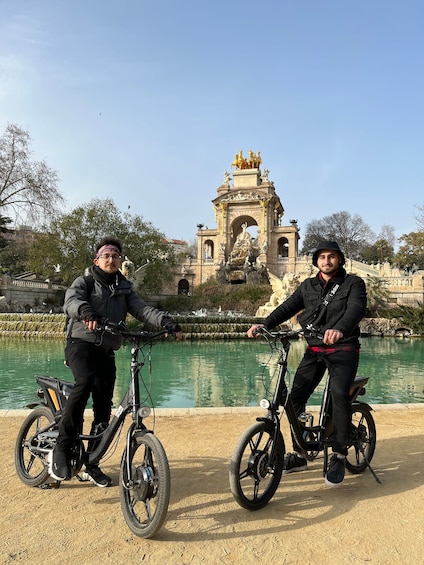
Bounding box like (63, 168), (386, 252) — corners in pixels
(57, 340), (116, 450)
(290, 347), (359, 456)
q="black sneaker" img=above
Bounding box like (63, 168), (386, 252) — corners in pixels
(50, 447), (71, 481)
(282, 452), (308, 474)
(325, 454), (345, 487)
(81, 465), (112, 487)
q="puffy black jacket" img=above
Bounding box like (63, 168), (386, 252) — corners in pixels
(263, 268), (367, 346)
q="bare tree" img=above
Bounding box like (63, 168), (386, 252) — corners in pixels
(301, 211), (375, 259)
(414, 205), (424, 232)
(0, 123), (64, 225)
(376, 224), (396, 248)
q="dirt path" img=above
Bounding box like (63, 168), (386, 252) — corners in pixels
(1, 405), (423, 565)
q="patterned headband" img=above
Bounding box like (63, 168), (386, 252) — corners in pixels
(96, 244), (121, 258)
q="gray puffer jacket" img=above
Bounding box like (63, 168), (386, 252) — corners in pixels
(64, 268), (169, 350)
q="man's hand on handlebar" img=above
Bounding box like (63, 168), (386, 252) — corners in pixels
(83, 319), (99, 331)
(162, 321), (183, 341)
(79, 304), (100, 332)
(247, 324), (265, 338)
(322, 328), (343, 345)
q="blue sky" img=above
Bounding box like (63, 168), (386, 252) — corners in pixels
(1, 0), (423, 247)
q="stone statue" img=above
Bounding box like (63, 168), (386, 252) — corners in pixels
(224, 222), (253, 277)
(259, 240), (267, 254)
(255, 271), (300, 318)
(121, 256), (135, 281)
(235, 222), (251, 247)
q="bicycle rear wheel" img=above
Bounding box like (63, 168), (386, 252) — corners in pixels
(120, 431), (170, 538)
(346, 404), (376, 474)
(229, 421), (285, 511)
(15, 406), (55, 487)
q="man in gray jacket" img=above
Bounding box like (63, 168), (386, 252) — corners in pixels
(247, 241), (367, 487)
(51, 236), (182, 486)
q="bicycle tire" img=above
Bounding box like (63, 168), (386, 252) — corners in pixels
(119, 431), (170, 539)
(346, 404), (376, 474)
(15, 406), (55, 487)
(229, 420), (285, 511)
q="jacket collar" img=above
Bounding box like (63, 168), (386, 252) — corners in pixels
(315, 267), (347, 288)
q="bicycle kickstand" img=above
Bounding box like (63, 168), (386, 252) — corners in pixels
(365, 459), (382, 484)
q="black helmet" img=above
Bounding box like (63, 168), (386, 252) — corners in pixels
(312, 241), (345, 267)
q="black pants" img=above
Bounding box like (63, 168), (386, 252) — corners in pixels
(57, 340), (116, 451)
(290, 347), (359, 456)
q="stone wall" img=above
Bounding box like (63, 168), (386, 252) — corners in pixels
(0, 274), (65, 312)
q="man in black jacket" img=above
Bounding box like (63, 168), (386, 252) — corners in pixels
(50, 236), (182, 486)
(247, 241), (367, 487)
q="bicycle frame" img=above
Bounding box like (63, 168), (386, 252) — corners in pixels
(256, 329), (373, 465)
(229, 328), (381, 510)
(16, 321), (173, 538)
(229, 327), (379, 511)
(28, 325), (168, 472)
(256, 331), (319, 455)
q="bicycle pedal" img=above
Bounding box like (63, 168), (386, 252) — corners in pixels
(38, 481), (61, 489)
(76, 473), (90, 482)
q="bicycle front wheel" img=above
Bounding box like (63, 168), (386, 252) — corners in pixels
(229, 421), (285, 511)
(346, 404), (376, 474)
(120, 431), (170, 539)
(15, 406), (55, 487)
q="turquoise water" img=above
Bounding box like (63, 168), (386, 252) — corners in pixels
(0, 337), (423, 410)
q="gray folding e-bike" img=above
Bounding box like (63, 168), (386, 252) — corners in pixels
(15, 320), (173, 538)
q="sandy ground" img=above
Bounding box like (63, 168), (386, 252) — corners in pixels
(1, 405), (423, 565)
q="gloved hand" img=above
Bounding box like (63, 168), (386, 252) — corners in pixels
(79, 304), (99, 322)
(162, 320), (182, 334)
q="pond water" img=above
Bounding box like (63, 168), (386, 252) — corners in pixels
(0, 337), (423, 410)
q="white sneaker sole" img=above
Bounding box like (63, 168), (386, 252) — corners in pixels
(325, 476), (344, 488)
(80, 471), (111, 488)
(47, 451), (70, 481)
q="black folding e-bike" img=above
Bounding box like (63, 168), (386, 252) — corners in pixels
(15, 321), (173, 538)
(229, 327), (380, 511)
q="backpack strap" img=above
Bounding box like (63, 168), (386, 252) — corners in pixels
(64, 274), (95, 334)
(83, 274), (95, 299)
(308, 274), (348, 329)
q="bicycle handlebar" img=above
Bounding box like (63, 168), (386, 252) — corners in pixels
(254, 325), (324, 341)
(254, 327), (301, 340)
(95, 320), (169, 341)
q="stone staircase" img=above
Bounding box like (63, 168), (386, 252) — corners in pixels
(0, 314), (262, 340)
(0, 313), (66, 339)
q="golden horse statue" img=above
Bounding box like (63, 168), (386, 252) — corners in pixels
(232, 150), (262, 170)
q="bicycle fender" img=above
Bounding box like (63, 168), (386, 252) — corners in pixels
(133, 429), (155, 438)
(352, 401), (373, 411)
(25, 401), (48, 410)
(255, 416), (277, 427)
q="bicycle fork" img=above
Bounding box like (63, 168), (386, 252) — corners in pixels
(122, 422), (138, 488)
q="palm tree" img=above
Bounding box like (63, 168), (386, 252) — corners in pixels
(365, 275), (391, 317)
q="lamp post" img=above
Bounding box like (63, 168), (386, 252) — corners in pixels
(197, 223), (204, 286)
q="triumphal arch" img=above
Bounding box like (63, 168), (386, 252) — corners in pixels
(192, 150), (300, 287)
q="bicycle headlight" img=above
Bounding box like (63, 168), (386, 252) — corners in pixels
(259, 398), (270, 409)
(138, 406), (151, 418)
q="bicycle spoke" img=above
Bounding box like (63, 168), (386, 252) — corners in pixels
(230, 421), (285, 510)
(120, 433), (170, 538)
